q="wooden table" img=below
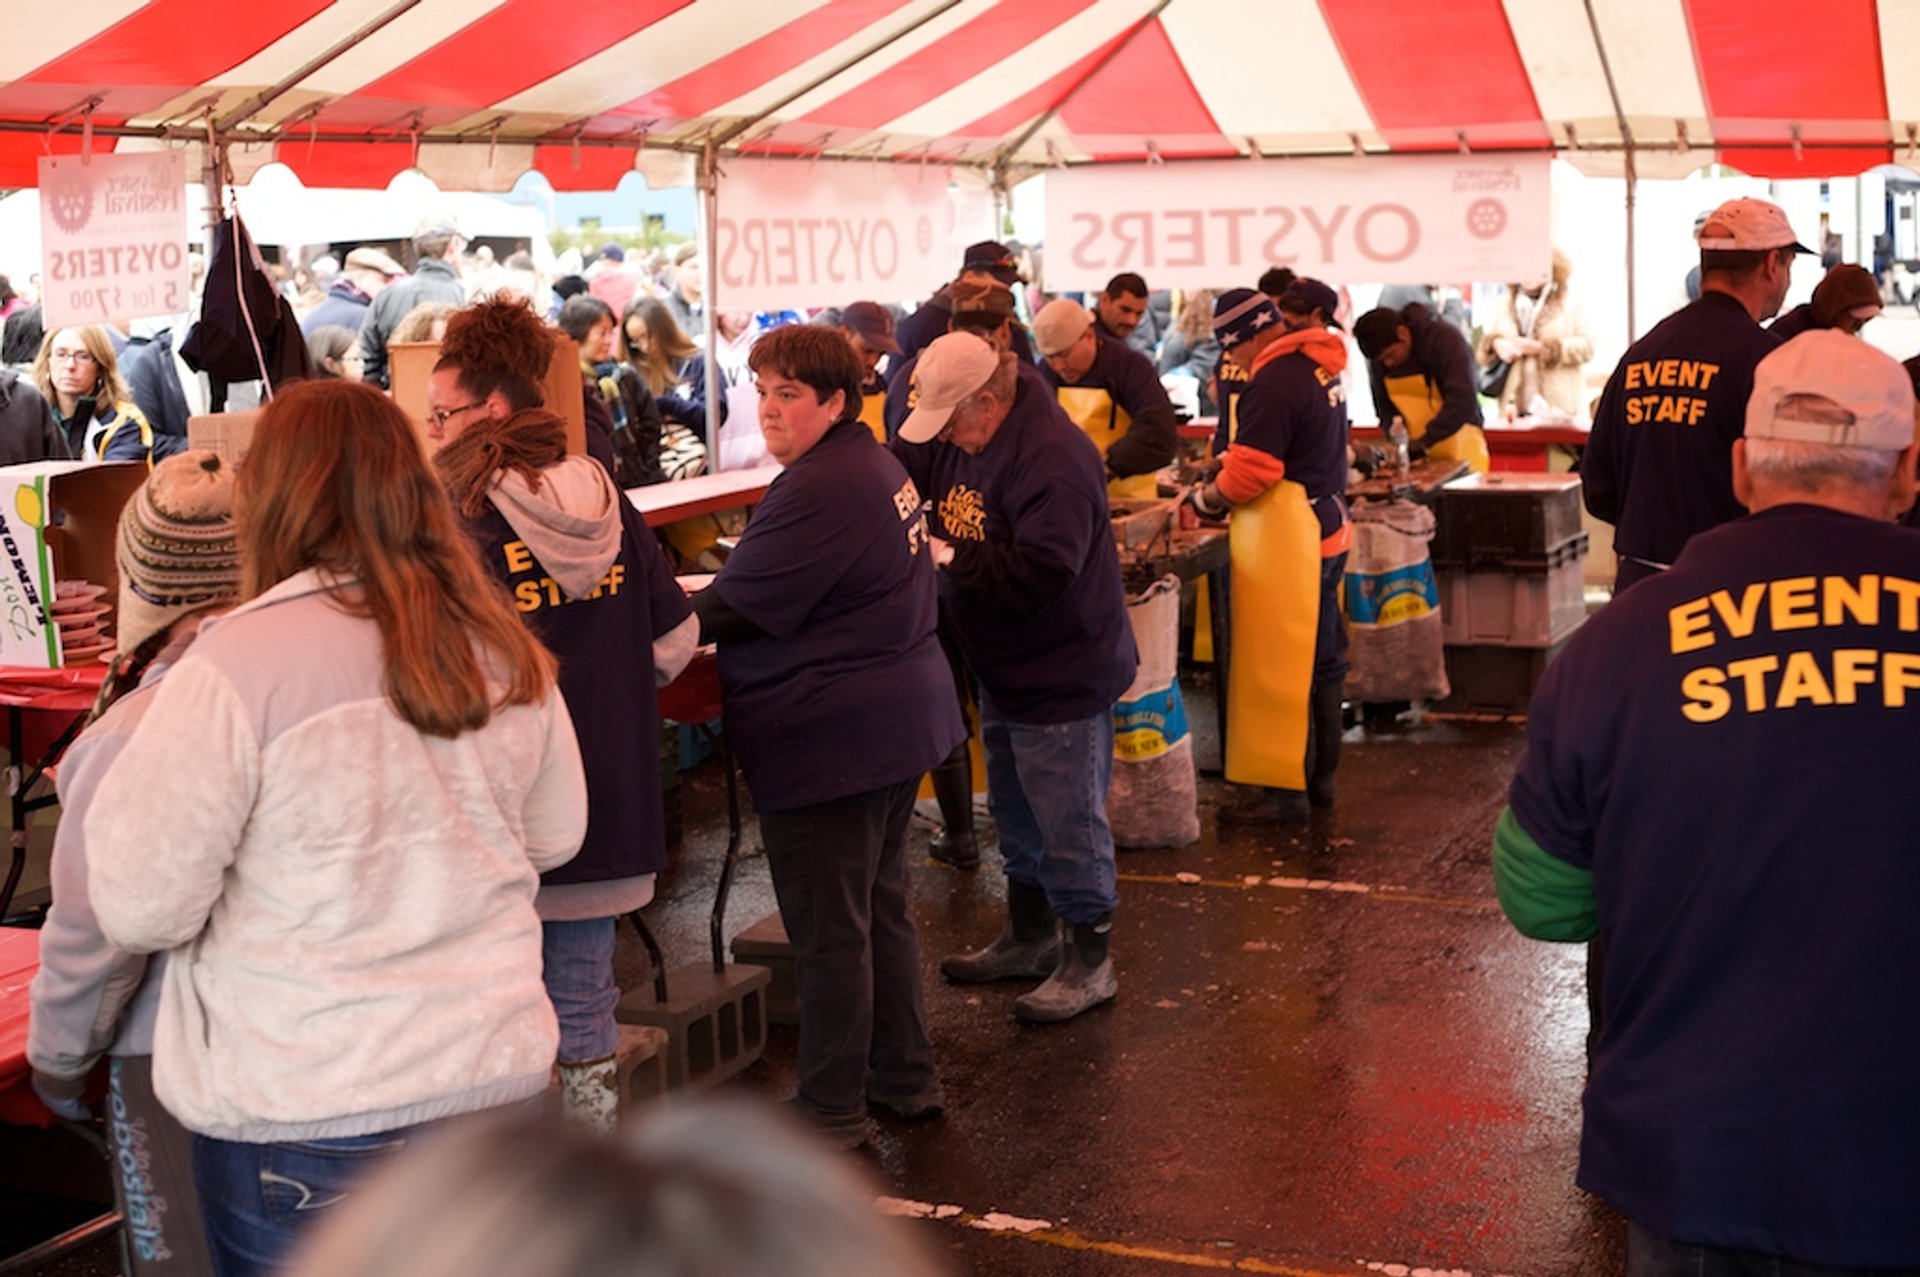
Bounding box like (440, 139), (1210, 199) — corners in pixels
(627, 468), (779, 528)
(1347, 457), (1471, 505)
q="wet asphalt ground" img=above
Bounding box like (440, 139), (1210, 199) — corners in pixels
(631, 676), (1622, 1277)
(5, 676), (1623, 1277)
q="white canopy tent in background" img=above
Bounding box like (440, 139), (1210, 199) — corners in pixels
(0, 165), (555, 287)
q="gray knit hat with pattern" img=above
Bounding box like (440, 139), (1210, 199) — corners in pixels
(115, 450), (242, 656)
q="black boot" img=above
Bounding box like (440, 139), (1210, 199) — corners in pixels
(1013, 916), (1117, 1023)
(1218, 787), (1311, 825)
(941, 878), (1060, 982)
(927, 741), (979, 870)
(1307, 682), (1345, 810)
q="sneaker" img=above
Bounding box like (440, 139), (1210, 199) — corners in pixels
(787, 1097), (875, 1150)
(866, 1080), (947, 1121)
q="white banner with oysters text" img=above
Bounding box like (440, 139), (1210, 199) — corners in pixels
(1043, 154), (1551, 292)
(711, 158), (992, 312)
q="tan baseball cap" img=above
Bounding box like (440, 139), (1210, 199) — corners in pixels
(898, 332), (1000, 444)
(1031, 298), (1093, 357)
(343, 247), (406, 277)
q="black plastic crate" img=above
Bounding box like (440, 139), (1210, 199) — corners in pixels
(1435, 632), (1576, 715)
(1432, 473), (1584, 568)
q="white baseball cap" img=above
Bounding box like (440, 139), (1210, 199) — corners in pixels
(1695, 198), (1813, 254)
(1746, 330), (1916, 451)
(898, 332), (1000, 444)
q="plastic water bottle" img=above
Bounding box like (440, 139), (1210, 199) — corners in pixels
(1387, 415), (1410, 473)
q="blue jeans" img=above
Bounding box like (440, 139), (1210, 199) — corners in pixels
(979, 691), (1119, 926)
(1628, 1219), (1920, 1276)
(542, 917), (619, 1063)
(192, 1127), (422, 1277)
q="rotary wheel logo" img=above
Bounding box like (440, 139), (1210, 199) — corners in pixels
(46, 172), (93, 233)
(916, 214), (933, 255)
(1466, 198), (1506, 239)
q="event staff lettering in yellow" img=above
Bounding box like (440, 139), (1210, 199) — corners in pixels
(1667, 573), (1920, 720)
(1617, 358), (1722, 426)
(501, 539), (627, 611)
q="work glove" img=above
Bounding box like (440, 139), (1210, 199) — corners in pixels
(1184, 482), (1229, 523)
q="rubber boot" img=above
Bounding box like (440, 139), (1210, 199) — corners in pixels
(1013, 918), (1118, 1024)
(941, 878), (1060, 983)
(927, 741), (980, 870)
(1218, 787), (1311, 825)
(1307, 682), (1345, 810)
(557, 1054), (619, 1135)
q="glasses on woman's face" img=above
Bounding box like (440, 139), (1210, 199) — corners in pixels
(50, 348), (97, 367)
(428, 402), (486, 427)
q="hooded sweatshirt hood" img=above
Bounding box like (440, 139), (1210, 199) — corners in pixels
(486, 455), (623, 601)
(1252, 325), (1349, 378)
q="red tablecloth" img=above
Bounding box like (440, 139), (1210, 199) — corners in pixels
(657, 650), (721, 725)
(0, 926), (52, 1126)
(0, 664), (108, 764)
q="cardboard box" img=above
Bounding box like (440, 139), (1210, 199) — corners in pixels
(0, 462), (146, 668)
(389, 336), (587, 457)
(187, 410), (261, 465)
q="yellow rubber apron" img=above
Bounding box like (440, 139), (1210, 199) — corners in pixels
(857, 388), (888, 443)
(1382, 372), (1490, 473)
(1057, 386), (1157, 500)
(1226, 478), (1319, 790)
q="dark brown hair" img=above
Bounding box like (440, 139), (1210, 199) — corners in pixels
(621, 297), (699, 396)
(1700, 246), (1793, 283)
(235, 380), (555, 737)
(747, 326), (863, 424)
(436, 296), (554, 411)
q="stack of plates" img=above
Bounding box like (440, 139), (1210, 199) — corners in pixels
(51, 580), (114, 664)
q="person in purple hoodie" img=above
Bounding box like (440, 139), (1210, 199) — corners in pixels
(429, 297), (698, 1133)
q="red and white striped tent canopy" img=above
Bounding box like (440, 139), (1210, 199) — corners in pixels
(3, 0), (1916, 191)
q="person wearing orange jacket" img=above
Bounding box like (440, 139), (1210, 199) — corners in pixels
(1186, 282), (1351, 824)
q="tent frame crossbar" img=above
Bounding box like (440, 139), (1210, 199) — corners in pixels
(8, 115), (1915, 172)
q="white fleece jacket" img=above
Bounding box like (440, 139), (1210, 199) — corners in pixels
(85, 569), (587, 1142)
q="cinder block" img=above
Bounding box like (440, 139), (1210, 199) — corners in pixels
(616, 1023), (671, 1108)
(729, 911), (798, 1027)
(615, 963), (771, 1095)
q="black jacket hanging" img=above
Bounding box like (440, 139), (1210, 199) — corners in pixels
(180, 213), (314, 409)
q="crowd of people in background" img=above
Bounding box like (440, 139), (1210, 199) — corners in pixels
(10, 192), (1920, 1277)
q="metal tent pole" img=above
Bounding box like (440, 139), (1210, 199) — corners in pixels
(698, 143), (721, 466)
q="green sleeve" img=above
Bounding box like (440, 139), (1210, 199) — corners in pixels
(1493, 806), (1597, 942)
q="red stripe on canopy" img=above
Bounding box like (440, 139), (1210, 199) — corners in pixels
(531, 144), (642, 192)
(796, 0), (1098, 131)
(1683, 0), (1890, 177)
(948, 28), (1131, 141)
(321, 0), (692, 129)
(604, 0), (919, 128)
(1058, 18), (1226, 159)
(0, 0), (331, 122)
(1318, 0), (1552, 150)
(0, 132), (97, 189)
